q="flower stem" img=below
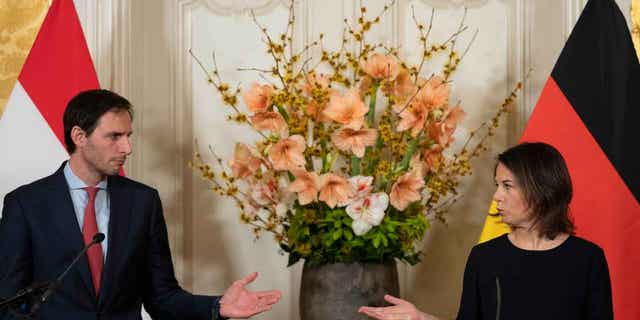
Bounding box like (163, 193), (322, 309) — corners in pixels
(362, 81), (381, 175)
(319, 136), (329, 173)
(367, 82), (381, 126)
(396, 132), (422, 173)
(275, 104), (290, 122)
(351, 156), (360, 175)
(322, 150), (334, 173)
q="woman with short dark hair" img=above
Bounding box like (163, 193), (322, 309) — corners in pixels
(359, 142), (613, 320)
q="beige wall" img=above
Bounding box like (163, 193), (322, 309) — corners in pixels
(73, 0), (632, 319)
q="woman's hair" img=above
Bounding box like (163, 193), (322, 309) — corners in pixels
(497, 142), (574, 239)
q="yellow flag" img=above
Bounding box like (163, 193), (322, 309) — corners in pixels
(478, 200), (510, 243)
(632, 0), (640, 59)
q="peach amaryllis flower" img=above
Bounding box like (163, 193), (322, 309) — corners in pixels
(348, 175), (374, 200)
(441, 105), (466, 130)
(395, 102), (430, 137)
(390, 169), (425, 211)
(268, 135), (306, 171)
(428, 122), (454, 149)
(318, 173), (354, 208)
(229, 143), (262, 179)
(250, 178), (279, 206)
(346, 192), (389, 236)
(360, 53), (400, 80)
(322, 89), (368, 130)
(358, 76), (372, 99)
(414, 76), (449, 111)
(243, 82), (274, 113)
(250, 174), (294, 207)
(288, 169), (320, 205)
(423, 145), (445, 172)
(305, 100), (332, 123)
(251, 111), (288, 136)
(429, 105), (465, 148)
(383, 68), (416, 103)
(331, 127), (378, 158)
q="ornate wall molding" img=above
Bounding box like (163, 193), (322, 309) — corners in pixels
(419, 0), (490, 9)
(506, 0), (528, 141)
(172, 0), (201, 287)
(202, 0), (289, 16)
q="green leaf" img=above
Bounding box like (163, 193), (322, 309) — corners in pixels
(351, 238), (365, 247)
(372, 236), (381, 248)
(344, 229), (354, 241)
(381, 234), (388, 247)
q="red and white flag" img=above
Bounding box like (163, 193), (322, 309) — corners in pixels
(0, 0), (99, 213)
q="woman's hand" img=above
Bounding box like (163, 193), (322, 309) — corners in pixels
(358, 294), (436, 320)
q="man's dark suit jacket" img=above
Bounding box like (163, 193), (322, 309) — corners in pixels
(0, 162), (222, 320)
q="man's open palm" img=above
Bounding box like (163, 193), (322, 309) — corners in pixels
(219, 272), (282, 318)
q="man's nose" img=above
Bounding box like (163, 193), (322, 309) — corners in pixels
(119, 136), (132, 155)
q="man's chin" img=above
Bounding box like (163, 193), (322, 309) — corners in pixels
(103, 166), (123, 176)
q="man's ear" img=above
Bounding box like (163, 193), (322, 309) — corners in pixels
(70, 126), (87, 149)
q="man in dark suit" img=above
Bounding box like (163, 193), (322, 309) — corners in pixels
(0, 89), (281, 320)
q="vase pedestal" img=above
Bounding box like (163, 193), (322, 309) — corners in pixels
(299, 260), (399, 320)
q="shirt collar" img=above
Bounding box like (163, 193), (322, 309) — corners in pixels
(64, 161), (108, 190)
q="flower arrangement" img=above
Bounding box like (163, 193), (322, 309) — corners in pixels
(190, 1), (521, 267)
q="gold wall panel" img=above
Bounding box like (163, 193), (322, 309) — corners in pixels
(0, 0), (49, 118)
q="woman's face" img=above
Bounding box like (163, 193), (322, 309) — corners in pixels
(493, 163), (533, 228)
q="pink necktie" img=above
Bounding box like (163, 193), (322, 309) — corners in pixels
(82, 186), (103, 296)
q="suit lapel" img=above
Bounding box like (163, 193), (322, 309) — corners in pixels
(98, 175), (133, 308)
(46, 163), (96, 300)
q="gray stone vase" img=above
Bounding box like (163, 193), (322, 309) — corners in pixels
(299, 260), (399, 320)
